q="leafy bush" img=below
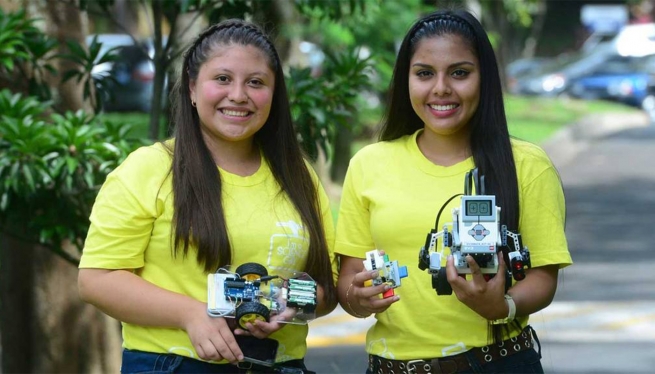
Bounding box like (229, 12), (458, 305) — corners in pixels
(287, 46), (374, 160)
(0, 89), (142, 263)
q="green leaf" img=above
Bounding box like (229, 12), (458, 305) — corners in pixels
(66, 157), (78, 175)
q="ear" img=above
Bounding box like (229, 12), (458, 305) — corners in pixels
(188, 79), (197, 103)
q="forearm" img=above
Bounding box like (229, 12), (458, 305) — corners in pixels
(78, 268), (202, 329)
(337, 256), (372, 318)
(507, 264), (559, 318)
(314, 284), (337, 317)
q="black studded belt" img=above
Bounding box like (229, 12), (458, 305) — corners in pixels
(368, 326), (536, 374)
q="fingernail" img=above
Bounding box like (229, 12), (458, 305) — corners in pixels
(372, 271), (379, 278)
(238, 355), (244, 361)
(384, 285), (390, 291)
(394, 296), (400, 301)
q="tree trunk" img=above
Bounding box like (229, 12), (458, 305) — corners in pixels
(1, 232), (122, 373)
(41, 0), (92, 113)
(329, 125), (352, 184)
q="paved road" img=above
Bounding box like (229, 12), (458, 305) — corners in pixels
(305, 113), (655, 373)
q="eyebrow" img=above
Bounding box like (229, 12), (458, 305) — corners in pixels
(213, 68), (272, 78)
(412, 61), (476, 69)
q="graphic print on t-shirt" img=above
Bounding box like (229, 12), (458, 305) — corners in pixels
(268, 220), (308, 277)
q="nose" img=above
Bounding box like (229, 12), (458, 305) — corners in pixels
(432, 75), (451, 96)
(228, 84), (248, 103)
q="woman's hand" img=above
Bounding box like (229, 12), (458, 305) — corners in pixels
(338, 255), (400, 318)
(350, 269), (400, 314)
(446, 254), (509, 320)
(233, 310), (291, 339)
(183, 302), (244, 363)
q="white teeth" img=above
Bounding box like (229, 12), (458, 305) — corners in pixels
(222, 109), (249, 117)
(430, 104), (458, 111)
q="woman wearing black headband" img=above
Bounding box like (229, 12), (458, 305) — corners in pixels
(78, 19), (337, 373)
(336, 9), (572, 374)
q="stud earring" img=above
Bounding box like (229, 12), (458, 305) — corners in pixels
(191, 100), (196, 107)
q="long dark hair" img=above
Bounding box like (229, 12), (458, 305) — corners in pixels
(381, 9), (521, 343)
(168, 19), (335, 304)
(379, 9), (519, 232)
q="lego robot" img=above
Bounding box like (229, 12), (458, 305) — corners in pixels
(418, 168), (531, 295)
(363, 249), (408, 298)
(207, 263), (318, 329)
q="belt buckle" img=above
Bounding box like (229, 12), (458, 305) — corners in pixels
(407, 359), (427, 374)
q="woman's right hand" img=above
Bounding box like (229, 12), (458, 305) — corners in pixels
(183, 302), (244, 363)
(338, 255), (400, 317)
(349, 268), (400, 315)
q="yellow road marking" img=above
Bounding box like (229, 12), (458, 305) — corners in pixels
(308, 333), (367, 348)
(601, 313), (655, 330)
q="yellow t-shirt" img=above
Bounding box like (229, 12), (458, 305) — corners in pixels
(79, 142), (337, 362)
(335, 130), (572, 360)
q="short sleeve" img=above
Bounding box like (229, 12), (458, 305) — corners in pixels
(519, 165), (572, 269)
(334, 155), (375, 258)
(79, 146), (169, 269)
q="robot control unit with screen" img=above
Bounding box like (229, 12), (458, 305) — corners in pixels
(418, 168), (531, 295)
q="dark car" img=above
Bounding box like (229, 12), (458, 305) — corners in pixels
(567, 54), (655, 108)
(103, 44), (158, 112)
(87, 34), (165, 113)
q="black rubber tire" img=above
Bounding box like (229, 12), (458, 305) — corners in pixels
(236, 301), (270, 329)
(235, 263), (268, 280)
(434, 268), (452, 295)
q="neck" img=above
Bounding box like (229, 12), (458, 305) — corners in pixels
(417, 129), (471, 167)
(202, 134), (261, 176)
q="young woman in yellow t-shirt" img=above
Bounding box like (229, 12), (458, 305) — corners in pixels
(78, 19), (337, 373)
(336, 9), (572, 374)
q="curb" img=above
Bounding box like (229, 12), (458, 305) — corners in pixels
(541, 111), (650, 167)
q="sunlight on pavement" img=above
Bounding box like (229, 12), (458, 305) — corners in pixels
(308, 302), (655, 347)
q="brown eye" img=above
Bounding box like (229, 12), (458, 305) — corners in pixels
(452, 69), (469, 78)
(416, 70), (433, 78)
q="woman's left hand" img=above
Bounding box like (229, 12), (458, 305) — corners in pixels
(233, 307), (296, 339)
(446, 254), (509, 320)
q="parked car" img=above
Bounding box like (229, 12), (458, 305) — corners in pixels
(508, 43), (618, 97)
(509, 23), (655, 98)
(87, 34), (165, 113)
(86, 34), (135, 76)
(567, 54), (655, 108)
(103, 43), (159, 112)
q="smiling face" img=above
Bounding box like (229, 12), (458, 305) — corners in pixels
(409, 34), (480, 140)
(189, 43), (275, 149)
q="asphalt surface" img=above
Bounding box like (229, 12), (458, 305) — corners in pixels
(305, 110), (655, 373)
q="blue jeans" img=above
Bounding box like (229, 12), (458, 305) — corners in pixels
(121, 349), (312, 374)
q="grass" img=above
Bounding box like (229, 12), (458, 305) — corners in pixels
(101, 112), (167, 139)
(504, 95), (637, 143)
